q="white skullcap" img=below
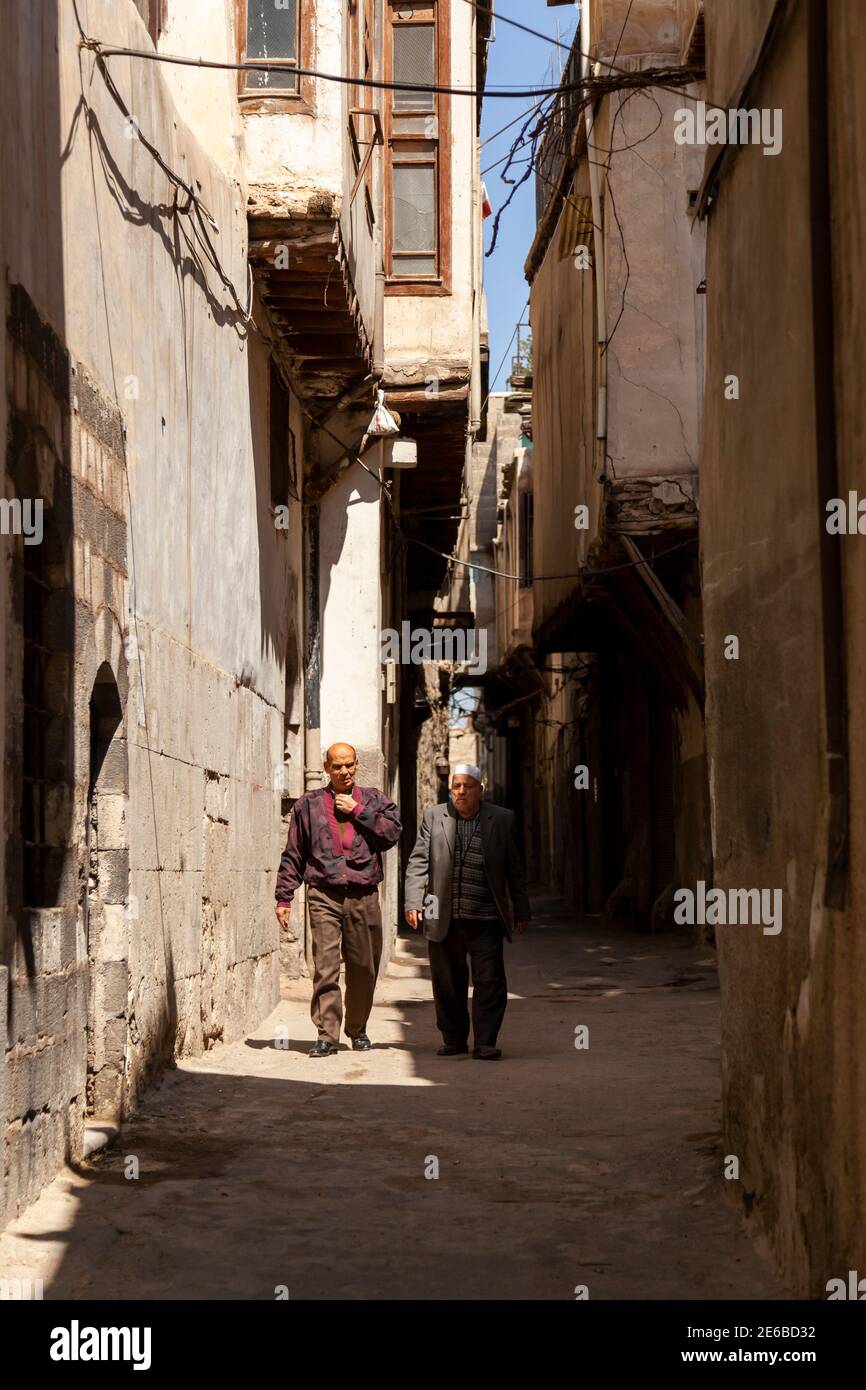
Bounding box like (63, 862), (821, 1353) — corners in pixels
(452, 763), (483, 782)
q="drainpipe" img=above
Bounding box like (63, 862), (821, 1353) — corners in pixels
(582, 0), (608, 482)
(373, 220), (385, 379)
(469, 10), (482, 436)
(807, 0), (848, 909)
(303, 500), (322, 969)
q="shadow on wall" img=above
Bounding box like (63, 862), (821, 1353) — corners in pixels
(2, 0), (78, 1227)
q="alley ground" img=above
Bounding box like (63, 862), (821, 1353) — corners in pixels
(0, 901), (789, 1300)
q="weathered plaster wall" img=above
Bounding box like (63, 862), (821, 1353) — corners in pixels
(318, 451), (399, 968)
(701, 0), (866, 1290)
(528, 167), (597, 637)
(603, 84), (704, 478)
(242, 0), (344, 211)
(1, 0), (299, 1224)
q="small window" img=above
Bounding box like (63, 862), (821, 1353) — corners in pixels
(242, 0), (301, 93)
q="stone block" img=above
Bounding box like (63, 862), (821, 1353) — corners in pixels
(204, 772), (228, 823)
(97, 738), (128, 796)
(90, 1065), (123, 1122)
(101, 959), (128, 1016)
(101, 903), (128, 962)
(127, 744), (202, 872)
(98, 849), (129, 905)
(40, 975), (68, 1039)
(8, 980), (38, 1047)
(102, 1016), (127, 1067)
(97, 793), (127, 850)
(13, 910), (61, 980)
(62, 1028), (87, 1100)
(0, 968), (7, 1228)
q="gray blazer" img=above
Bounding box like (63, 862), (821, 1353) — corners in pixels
(404, 800), (531, 942)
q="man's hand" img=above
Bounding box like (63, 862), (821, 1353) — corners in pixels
(275, 903), (291, 929)
(405, 909), (421, 931)
(515, 920), (529, 935)
(334, 793), (357, 815)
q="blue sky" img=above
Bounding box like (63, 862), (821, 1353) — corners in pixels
(480, 2), (580, 388)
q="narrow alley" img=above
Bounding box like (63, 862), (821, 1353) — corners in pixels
(0, 902), (784, 1301)
(2, 0), (865, 1354)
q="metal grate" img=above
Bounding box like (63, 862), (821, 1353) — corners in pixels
(393, 23), (435, 109)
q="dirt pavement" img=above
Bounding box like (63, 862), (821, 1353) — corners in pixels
(0, 901), (789, 1300)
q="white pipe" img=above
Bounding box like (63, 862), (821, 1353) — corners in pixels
(583, 0), (608, 464)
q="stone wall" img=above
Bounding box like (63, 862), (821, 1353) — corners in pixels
(1, 0), (301, 1229)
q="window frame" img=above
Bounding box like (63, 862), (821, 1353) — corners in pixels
(348, 0), (378, 222)
(383, 0), (452, 296)
(236, 0), (316, 115)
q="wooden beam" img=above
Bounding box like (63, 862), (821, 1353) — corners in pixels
(618, 534), (704, 674)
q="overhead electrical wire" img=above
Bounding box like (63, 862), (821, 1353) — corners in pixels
(74, 16), (700, 599)
(80, 35), (589, 99)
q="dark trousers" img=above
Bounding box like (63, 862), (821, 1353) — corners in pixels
(427, 917), (508, 1049)
(307, 885), (383, 1042)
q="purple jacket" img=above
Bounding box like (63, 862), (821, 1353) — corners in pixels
(275, 785), (402, 907)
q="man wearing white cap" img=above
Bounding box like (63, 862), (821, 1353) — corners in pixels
(404, 765), (530, 1059)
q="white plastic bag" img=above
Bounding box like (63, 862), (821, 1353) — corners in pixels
(367, 387), (400, 437)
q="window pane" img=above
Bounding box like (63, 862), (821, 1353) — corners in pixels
(246, 0), (299, 90)
(393, 164), (435, 252)
(393, 24), (434, 109)
(393, 114), (437, 135)
(393, 255), (436, 277)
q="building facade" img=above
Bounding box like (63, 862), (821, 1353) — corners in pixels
(1, 0), (486, 1231)
(698, 0), (866, 1294)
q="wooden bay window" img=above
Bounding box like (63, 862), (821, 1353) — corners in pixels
(384, 0), (451, 293)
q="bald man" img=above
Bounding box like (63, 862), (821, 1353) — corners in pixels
(275, 744), (401, 1057)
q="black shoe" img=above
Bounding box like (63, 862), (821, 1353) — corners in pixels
(309, 1039), (339, 1058)
(472, 1046), (502, 1060)
(351, 1033), (372, 1051)
(437, 1044), (469, 1057)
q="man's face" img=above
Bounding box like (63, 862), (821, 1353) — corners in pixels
(451, 775), (482, 817)
(325, 746), (358, 792)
